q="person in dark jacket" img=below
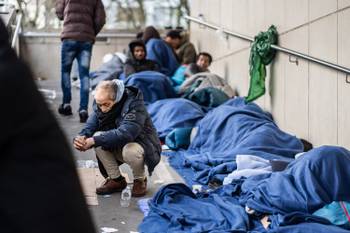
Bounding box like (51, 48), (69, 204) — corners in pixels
(124, 39), (159, 78)
(74, 80), (161, 197)
(0, 19), (96, 233)
(176, 31), (197, 65)
(55, 0), (106, 123)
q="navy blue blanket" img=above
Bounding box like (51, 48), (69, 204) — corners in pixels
(146, 38), (179, 77)
(167, 97), (303, 185)
(147, 98), (206, 140)
(124, 71), (176, 104)
(139, 146), (350, 233)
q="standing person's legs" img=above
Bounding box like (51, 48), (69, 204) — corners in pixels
(59, 40), (78, 115)
(76, 42), (92, 112)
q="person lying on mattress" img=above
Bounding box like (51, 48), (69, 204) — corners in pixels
(124, 39), (159, 78)
(171, 52), (213, 91)
(73, 80), (161, 197)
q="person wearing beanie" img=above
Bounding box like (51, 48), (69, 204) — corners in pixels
(176, 30), (197, 65)
(124, 39), (159, 78)
(74, 80), (161, 197)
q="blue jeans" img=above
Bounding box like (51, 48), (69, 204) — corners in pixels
(61, 40), (92, 111)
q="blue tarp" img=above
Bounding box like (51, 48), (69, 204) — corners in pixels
(147, 98), (206, 140)
(124, 71), (177, 104)
(167, 97), (303, 185)
(146, 38), (179, 77)
(139, 146), (350, 233)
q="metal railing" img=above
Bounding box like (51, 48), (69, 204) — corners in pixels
(21, 31), (137, 39)
(11, 13), (22, 48)
(185, 15), (350, 82)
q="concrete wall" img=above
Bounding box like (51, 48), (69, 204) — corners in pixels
(19, 34), (134, 80)
(190, 0), (350, 149)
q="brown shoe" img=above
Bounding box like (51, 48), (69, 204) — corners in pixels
(96, 177), (127, 195)
(132, 178), (147, 197)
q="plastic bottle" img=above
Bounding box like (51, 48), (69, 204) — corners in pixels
(120, 186), (131, 207)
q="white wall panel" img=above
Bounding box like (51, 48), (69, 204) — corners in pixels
(338, 8), (350, 148)
(309, 0), (337, 21)
(282, 27), (309, 139)
(309, 15), (338, 145)
(284, 0), (309, 31)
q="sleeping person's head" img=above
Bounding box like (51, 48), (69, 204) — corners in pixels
(128, 40), (147, 61)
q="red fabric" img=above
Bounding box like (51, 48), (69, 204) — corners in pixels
(340, 201), (350, 224)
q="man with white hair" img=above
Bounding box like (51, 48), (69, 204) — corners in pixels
(73, 80), (161, 197)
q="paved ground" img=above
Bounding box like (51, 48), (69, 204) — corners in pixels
(37, 78), (183, 233)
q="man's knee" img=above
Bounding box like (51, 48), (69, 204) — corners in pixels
(122, 143), (144, 162)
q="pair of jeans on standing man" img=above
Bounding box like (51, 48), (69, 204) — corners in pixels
(55, 0), (106, 122)
(61, 40), (92, 113)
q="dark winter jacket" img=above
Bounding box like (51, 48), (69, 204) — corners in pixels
(124, 40), (159, 77)
(79, 86), (161, 175)
(177, 41), (197, 64)
(55, 0), (106, 42)
(0, 19), (96, 233)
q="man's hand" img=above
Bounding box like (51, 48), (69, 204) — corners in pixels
(73, 136), (86, 151)
(83, 137), (95, 151)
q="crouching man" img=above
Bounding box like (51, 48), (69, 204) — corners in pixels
(73, 80), (161, 197)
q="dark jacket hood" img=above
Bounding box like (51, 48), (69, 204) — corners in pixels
(128, 39), (147, 60)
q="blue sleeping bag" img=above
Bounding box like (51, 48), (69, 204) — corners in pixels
(124, 71), (176, 104)
(240, 146), (350, 216)
(147, 98), (206, 140)
(138, 183), (258, 233)
(139, 146), (350, 233)
(167, 97), (304, 185)
(146, 38), (179, 77)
